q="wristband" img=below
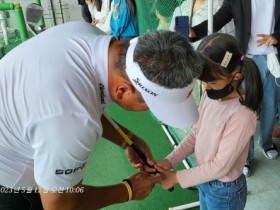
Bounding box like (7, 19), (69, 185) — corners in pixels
(121, 180), (133, 201)
(122, 178), (133, 191)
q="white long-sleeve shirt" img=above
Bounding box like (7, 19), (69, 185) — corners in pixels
(88, 0), (111, 32)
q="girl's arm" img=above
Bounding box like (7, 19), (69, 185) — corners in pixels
(165, 125), (197, 168)
(175, 109), (256, 189)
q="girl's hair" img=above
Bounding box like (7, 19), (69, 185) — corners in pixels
(94, 0), (113, 12)
(197, 33), (263, 112)
(126, 0), (137, 18)
(93, 0), (102, 11)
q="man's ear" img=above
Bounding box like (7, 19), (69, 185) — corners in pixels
(114, 81), (135, 100)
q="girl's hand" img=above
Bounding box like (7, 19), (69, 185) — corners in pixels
(154, 159), (172, 170)
(154, 164), (178, 190)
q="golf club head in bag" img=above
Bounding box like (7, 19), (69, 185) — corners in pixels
(25, 3), (44, 36)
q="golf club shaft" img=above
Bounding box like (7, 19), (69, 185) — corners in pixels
(103, 113), (174, 192)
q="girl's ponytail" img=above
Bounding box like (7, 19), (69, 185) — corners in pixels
(239, 56), (263, 112)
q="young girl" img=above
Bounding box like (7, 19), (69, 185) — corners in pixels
(110, 0), (138, 40)
(85, 0), (112, 33)
(155, 33), (263, 210)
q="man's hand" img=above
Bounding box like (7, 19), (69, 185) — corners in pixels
(38, 173), (161, 210)
(128, 171), (162, 200)
(256, 34), (278, 47)
(125, 136), (156, 173)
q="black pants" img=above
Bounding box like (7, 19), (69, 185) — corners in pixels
(81, 4), (92, 23)
(0, 185), (43, 210)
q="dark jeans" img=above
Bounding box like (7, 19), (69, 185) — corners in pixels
(0, 185), (43, 210)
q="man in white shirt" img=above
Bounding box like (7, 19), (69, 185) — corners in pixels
(0, 21), (201, 209)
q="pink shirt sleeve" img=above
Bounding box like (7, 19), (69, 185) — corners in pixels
(166, 124), (197, 168)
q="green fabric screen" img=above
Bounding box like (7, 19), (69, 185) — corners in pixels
(135, 0), (194, 35)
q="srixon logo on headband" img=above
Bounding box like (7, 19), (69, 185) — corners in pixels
(133, 78), (158, 96)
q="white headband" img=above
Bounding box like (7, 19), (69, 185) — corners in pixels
(125, 38), (195, 104)
(124, 37), (198, 128)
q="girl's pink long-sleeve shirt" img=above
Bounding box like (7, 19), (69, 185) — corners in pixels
(166, 92), (257, 188)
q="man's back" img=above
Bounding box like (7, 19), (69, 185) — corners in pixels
(0, 22), (111, 190)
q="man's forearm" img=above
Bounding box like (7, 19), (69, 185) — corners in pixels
(101, 114), (133, 148)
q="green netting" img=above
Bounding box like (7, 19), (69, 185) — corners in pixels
(136, 0), (194, 35)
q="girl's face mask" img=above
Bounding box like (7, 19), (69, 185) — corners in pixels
(206, 82), (234, 100)
(205, 73), (237, 100)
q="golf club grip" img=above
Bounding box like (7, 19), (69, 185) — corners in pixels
(130, 144), (174, 192)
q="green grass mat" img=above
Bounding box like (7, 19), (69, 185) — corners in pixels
(83, 103), (199, 210)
